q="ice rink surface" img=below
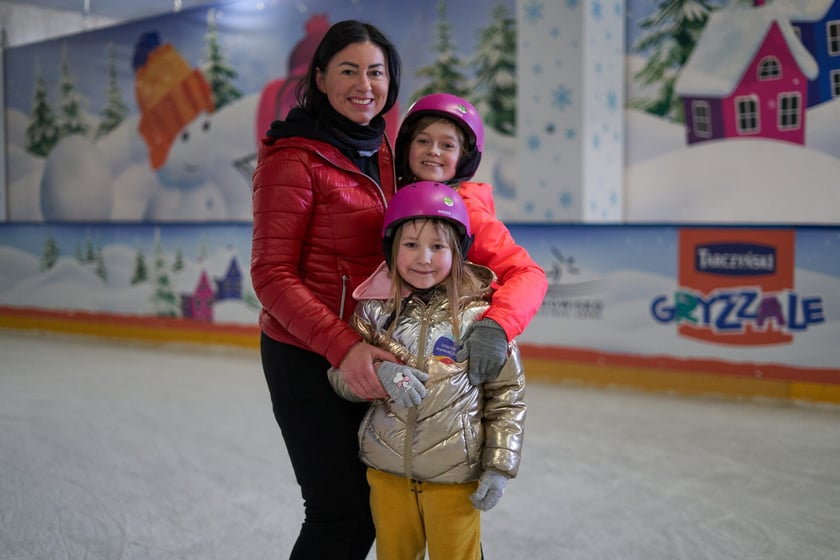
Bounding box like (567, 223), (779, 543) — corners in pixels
(1, 330), (839, 560)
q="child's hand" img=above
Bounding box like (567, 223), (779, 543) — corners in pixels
(376, 362), (429, 409)
(470, 470), (508, 511)
(456, 318), (508, 385)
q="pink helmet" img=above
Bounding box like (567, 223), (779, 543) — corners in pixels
(395, 93), (485, 184)
(382, 181), (474, 267)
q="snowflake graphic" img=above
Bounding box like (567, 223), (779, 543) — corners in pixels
(552, 86), (573, 110)
(523, 0), (543, 24)
(614, 2), (623, 16)
(533, 63), (543, 75)
(591, 0), (602, 20)
(607, 89), (617, 111)
(550, 27), (560, 38)
(559, 191), (574, 208)
(566, 0), (578, 9)
(592, 134), (601, 149)
(528, 134), (541, 151)
(565, 128), (576, 140)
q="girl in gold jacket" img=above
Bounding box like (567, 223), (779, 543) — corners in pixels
(329, 181), (527, 560)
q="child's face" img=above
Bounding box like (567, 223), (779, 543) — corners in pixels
(396, 220), (453, 290)
(408, 121), (463, 183)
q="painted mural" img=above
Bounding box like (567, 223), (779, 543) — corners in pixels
(4, 0), (516, 222)
(625, 0), (840, 223)
(1, 222), (838, 374)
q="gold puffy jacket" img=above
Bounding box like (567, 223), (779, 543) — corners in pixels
(330, 263), (526, 483)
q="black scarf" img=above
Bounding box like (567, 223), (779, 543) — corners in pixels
(316, 104), (386, 157)
(268, 106), (385, 183)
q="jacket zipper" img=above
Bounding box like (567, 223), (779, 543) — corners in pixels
(312, 146), (391, 207)
(338, 274), (348, 320)
(403, 298), (430, 479)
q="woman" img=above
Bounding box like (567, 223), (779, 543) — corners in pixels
(250, 20), (402, 558)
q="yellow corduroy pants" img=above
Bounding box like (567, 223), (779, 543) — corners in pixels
(367, 468), (482, 560)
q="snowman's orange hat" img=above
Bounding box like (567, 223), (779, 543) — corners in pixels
(134, 32), (214, 169)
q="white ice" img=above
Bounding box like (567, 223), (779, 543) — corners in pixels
(1, 330), (838, 559)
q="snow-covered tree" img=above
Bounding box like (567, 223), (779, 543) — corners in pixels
(243, 290), (261, 311)
(198, 240), (208, 263)
(202, 8), (241, 111)
(26, 70), (59, 157)
(94, 247), (108, 284)
(173, 248), (184, 272)
(96, 43), (129, 139)
(412, 0), (470, 101)
(131, 249), (148, 285)
(40, 234), (60, 271)
(471, 3), (517, 136)
(631, 0), (718, 121)
(84, 234), (96, 264)
(57, 45), (90, 138)
(150, 234), (180, 318)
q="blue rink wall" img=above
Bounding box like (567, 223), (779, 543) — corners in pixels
(1, 222), (839, 405)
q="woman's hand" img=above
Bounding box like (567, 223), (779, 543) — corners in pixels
(338, 342), (394, 400)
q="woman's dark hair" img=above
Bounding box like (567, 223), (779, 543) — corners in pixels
(296, 20), (401, 118)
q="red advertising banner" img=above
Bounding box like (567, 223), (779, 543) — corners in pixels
(677, 228), (813, 345)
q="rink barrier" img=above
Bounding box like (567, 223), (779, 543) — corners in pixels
(2, 305), (839, 406)
(520, 345), (840, 405)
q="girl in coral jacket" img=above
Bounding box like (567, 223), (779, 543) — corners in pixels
(329, 181), (527, 560)
(394, 93), (548, 386)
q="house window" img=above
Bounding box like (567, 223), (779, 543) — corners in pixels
(778, 93), (801, 130)
(829, 21), (840, 55)
(832, 69), (840, 98)
(691, 100), (712, 138)
(735, 96), (760, 134)
(758, 57), (781, 80)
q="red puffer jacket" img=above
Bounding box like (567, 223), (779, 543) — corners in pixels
(251, 135), (396, 367)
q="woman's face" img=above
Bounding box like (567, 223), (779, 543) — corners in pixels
(316, 41), (389, 125)
(396, 220), (453, 291)
(408, 120), (463, 183)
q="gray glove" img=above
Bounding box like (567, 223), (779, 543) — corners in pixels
(470, 470), (508, 512)
(376, 361), (429, 409)
(455, 318), (509, 385)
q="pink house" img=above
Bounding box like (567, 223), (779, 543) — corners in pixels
(675, 6), (818, 145)
(180, 270), (215, 322)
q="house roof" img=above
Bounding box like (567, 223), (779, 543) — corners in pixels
(675, 6), (818, 97)
(769, 0), (835, 22)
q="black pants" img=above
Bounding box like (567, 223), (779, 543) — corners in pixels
(261, 333), (374, 559)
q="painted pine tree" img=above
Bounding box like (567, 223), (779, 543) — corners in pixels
(95, 247), (108, 284)
(471, 3), (516, 136)
(412, 0), (469, 101)
(26, 71), (59, 157)
(84, 234), (96, 264)
(173, 248), (184, 272)
(96, 43), (129, 139)
(131, 249), (148, 285)
(57, 45), (90, 138)
(150, 234), (180, 318)
(203, 8), (241, 111)
(40, 234), (60, 271)
(631, 0), (715, 121)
